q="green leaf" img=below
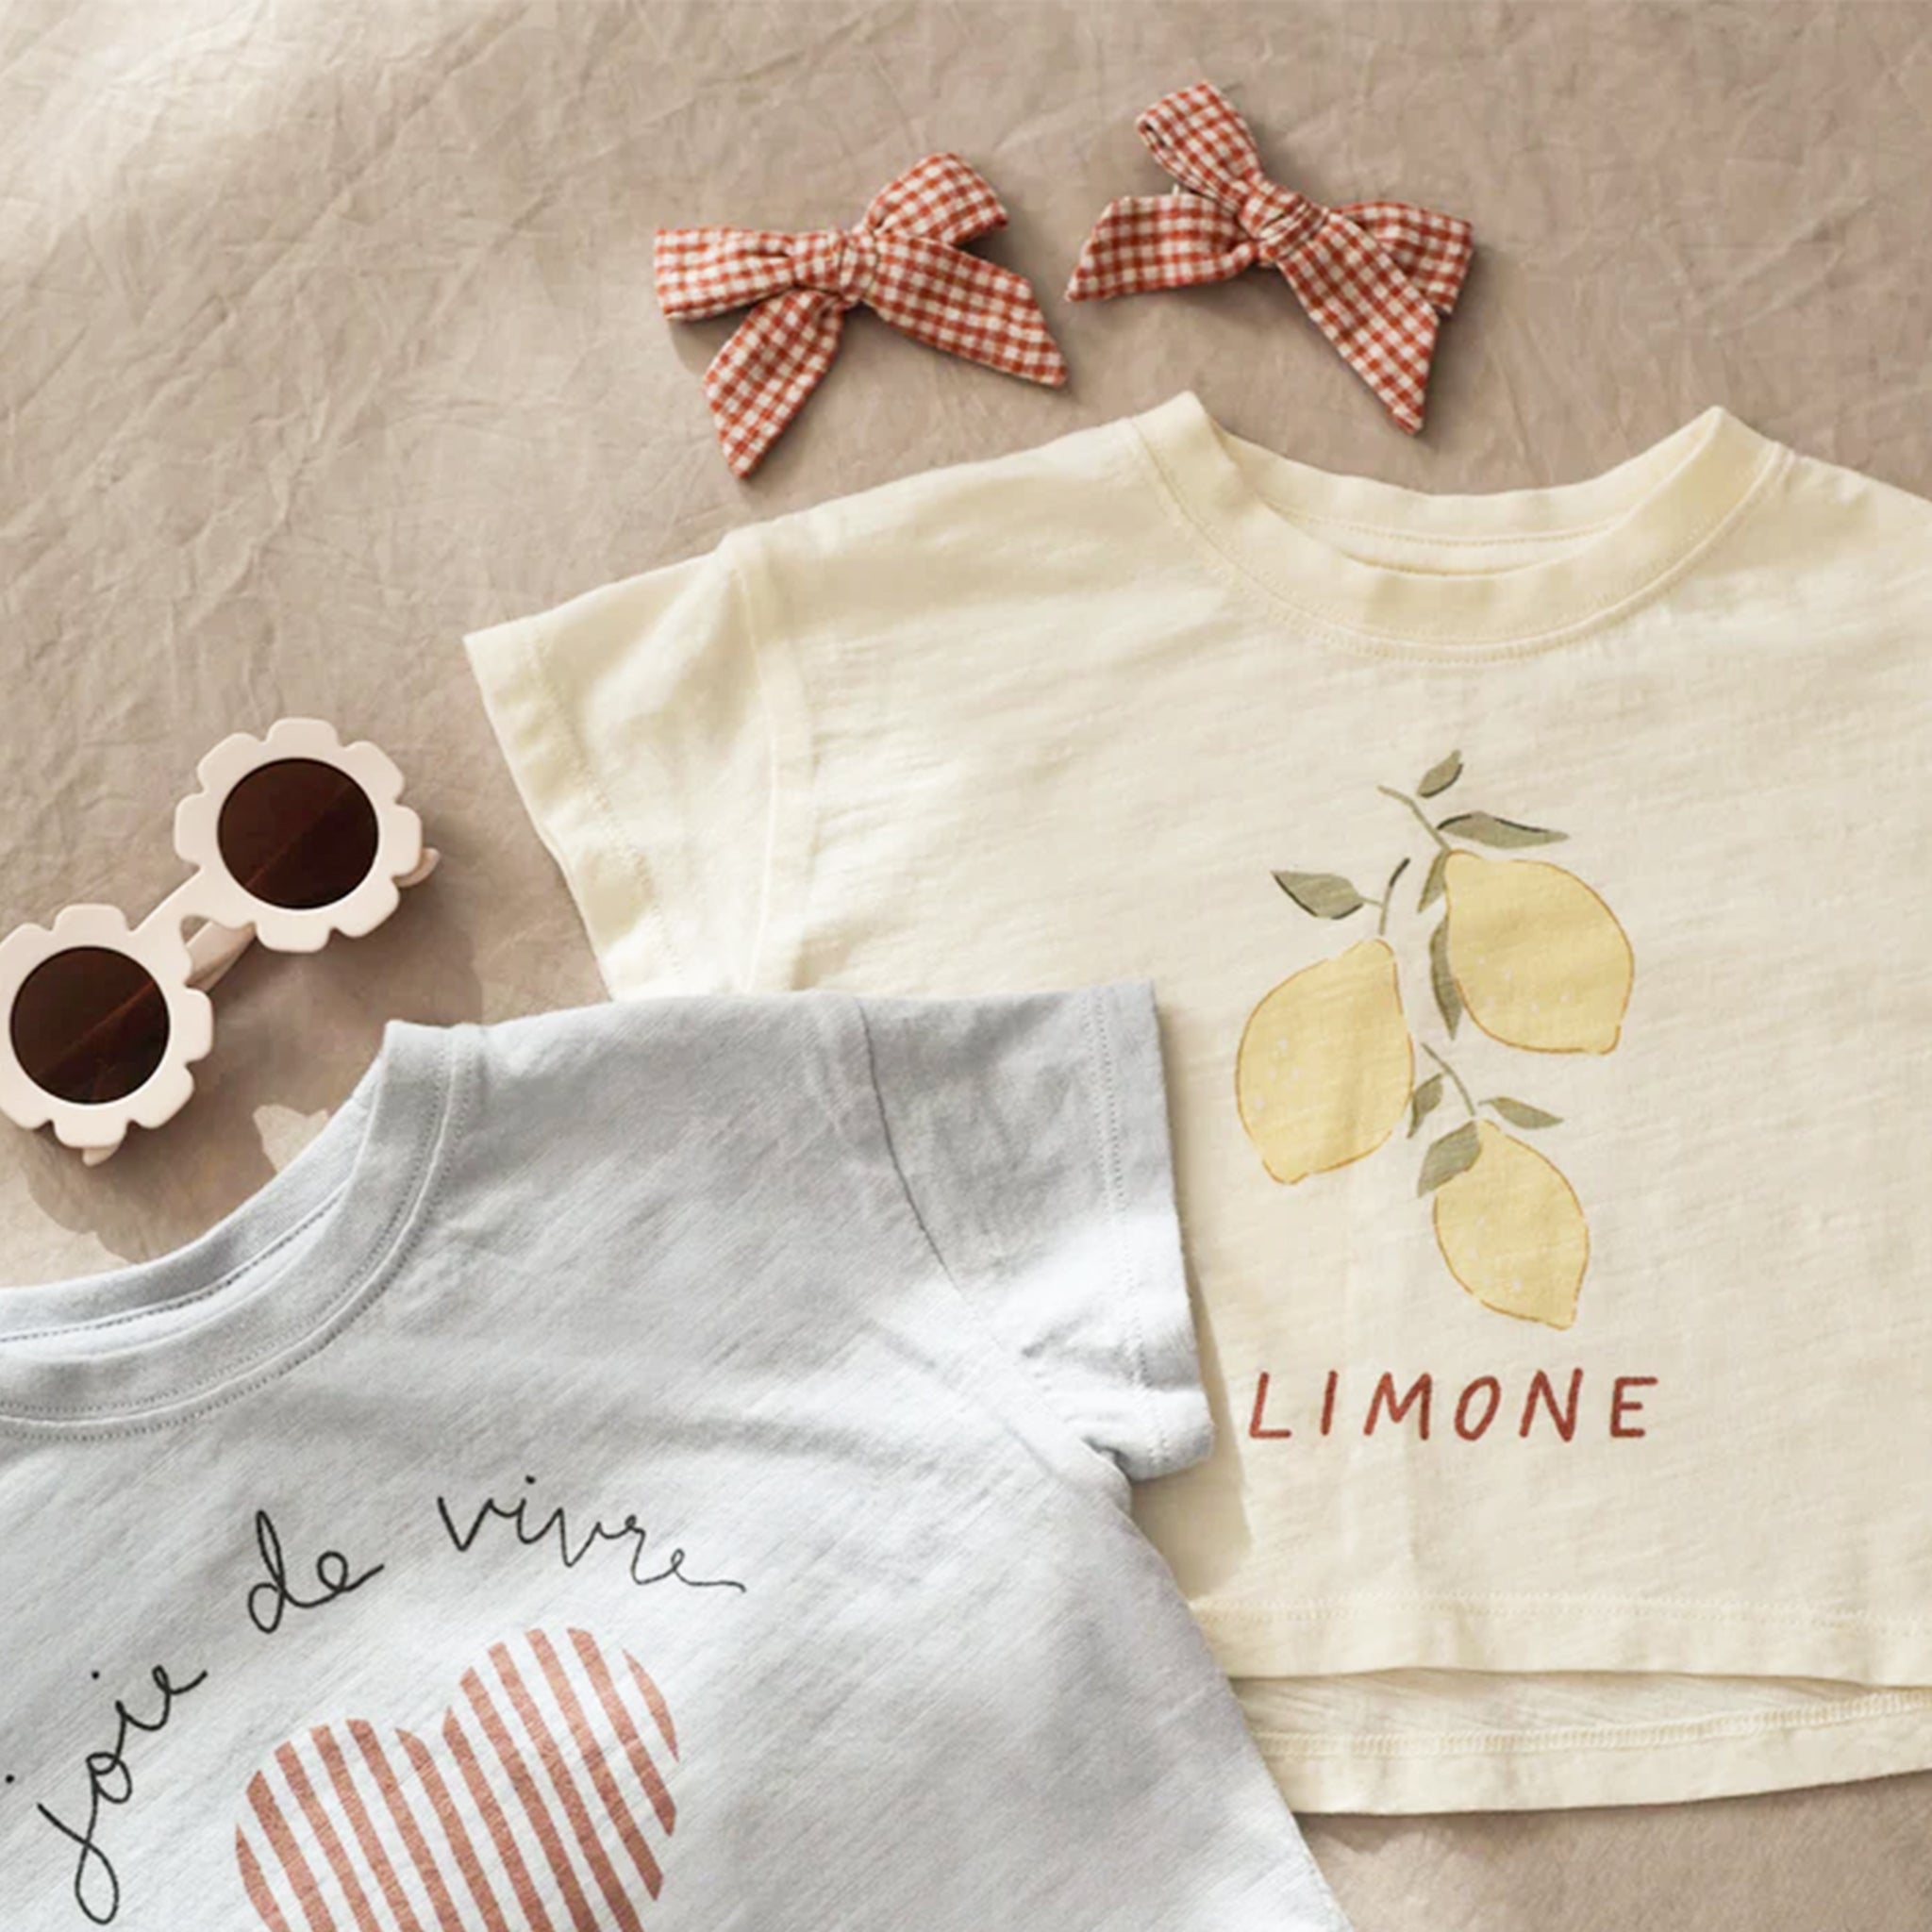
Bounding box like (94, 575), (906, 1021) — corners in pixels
(1485, 1097), (1562, 1130)
(1273, 870), (1367, 919)
(1418, 1121), (1482, 1195)
(1420, 848), (1450, 910)
(1436, 811), (1568, 849)
(1417, 750), (1463, 798)
(1429, 920), (1462, 1037)
(1408, 1073), (1444, 1138)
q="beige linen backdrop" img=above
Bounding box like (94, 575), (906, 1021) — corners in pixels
(3, 3), (1930, 1926)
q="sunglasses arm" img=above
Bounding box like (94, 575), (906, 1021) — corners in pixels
(179, 848), (441, 995)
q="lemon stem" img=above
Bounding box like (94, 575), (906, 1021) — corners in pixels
(1421, 1041), (1477, 1120)
(1377, 785), (1452, 852)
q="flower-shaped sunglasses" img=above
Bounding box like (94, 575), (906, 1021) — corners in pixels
(0, 719), (437, 1164)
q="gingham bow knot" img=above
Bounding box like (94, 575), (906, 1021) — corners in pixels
(1068, 82), (1474, 434)
(786, 228), (880, 305)
(656, 154), (1069, 476)
(1229, 177), (1324, 261)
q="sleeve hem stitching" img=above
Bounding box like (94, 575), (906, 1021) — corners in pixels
(1081, 987), (1172, 1475)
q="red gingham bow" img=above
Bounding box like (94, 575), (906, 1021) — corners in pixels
(656, 155), (1069, 476)
(1068, 83), (1473, 434)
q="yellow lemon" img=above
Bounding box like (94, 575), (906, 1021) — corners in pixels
(1236, 939), (1413, 1184)
(1432, 1123), (1588, 1328)
(1442, 852), (1634, 1055)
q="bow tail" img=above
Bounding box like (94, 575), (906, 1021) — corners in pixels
(1281, 216), (1444, 435)
(701, 289), (846, 476)
(655, 226), (803, 320)
(1065, 195), (1257, 300)
(868, 237), (1069, 387)
(1337, 200), (1475, 314)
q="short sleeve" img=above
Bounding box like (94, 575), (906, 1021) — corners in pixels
(463, 530), (800, 999)
(857, 981), (1211, 1484)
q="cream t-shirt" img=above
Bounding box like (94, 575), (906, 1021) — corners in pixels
(465, 394), (1932, 1813)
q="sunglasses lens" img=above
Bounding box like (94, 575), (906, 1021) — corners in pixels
(10, 947), (171, 1105)
(216, 759), (380, 910)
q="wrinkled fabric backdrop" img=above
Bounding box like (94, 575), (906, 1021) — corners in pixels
(3, 3), (1930, 1927)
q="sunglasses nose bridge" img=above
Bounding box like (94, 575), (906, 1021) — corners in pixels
(140, 874), (217, 936)
(134, 874), (257, 987)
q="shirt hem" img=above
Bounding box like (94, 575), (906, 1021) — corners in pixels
(1200, 1591), (1932, 1673)
(1253, 1696), (1932, 1813)
(1199, 1590), (1932, 1810)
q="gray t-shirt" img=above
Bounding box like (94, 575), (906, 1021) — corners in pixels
(0, 987), (1345, 1932)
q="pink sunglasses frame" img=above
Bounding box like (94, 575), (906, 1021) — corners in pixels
(0, 718), (438, 1164)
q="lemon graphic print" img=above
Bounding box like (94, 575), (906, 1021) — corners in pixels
(1236, 939), (1412, 1183)
(1432, 1121), (1590, 1329)
(1441, 852), (1633, 1055)
(1236, 749), (1634, 1328)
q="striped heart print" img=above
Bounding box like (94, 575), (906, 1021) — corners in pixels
(234, 1627), (679, 1932)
